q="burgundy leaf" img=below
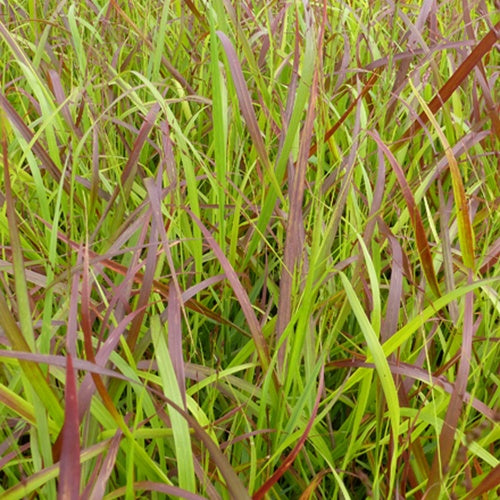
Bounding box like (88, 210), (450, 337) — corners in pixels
(58, 354), (80, 500)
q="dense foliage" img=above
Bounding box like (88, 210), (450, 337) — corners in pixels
(0, 1), (498, 498)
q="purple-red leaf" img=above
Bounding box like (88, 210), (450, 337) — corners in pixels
(426, 278), (475, 497)
(216, 31), (270, 178)
(87, 430), (123, 500)
(253, 365), (324, 500)
(368, 130), (441, 297)
(58, 354), (80, 500)
(186, 209), (271, 375)
(398, 20), (500, 144)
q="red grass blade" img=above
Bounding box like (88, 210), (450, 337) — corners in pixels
(57, 354), (80, 500)
(124, 210), (155, 352)
(80, 244), (130, 431)
(368, 130), (441, 297)
(154, 402), (252, 500)
(252, 365), (325, 500)
(167, 279), (187, 404)
(100, 103), (160, 235)
(463, 463), (500, 499)
(217, 30), (280, 190)
(408, 80), (476, 272)
(0, 350), (136, 383)
(277, 5), (323, 366)
(309, 69), (381, 159)
(0, 84), (79, 203)
(109, 0), (195, 94)
(426, 277), (475, 498)
(186, 209), (272, 375)
(107, 481), (211, 499)
(380, 228), (404, 342)
(398, 20), (500, 145)
(329, 358), (495, 420)
(87, 431), (123, 500)
(120, 103), (160, 188)
(216, 31), (265, 156)
(145, 178), (189, 404)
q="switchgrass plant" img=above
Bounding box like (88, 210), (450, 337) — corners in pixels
(0, 0), (499, 498)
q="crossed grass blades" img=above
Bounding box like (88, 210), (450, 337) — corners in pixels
(0, 1), (499, 499)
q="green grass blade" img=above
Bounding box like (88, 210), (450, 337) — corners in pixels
(340, 272), (400, 497)
(150, 315), (195, 492)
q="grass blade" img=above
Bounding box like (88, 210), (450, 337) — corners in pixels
(425, 277), (475, 498)
(0, 89), (74, 200)
(408, 79), (475, 271)
(216, 31), (282, 197)
(277, 6), (321, 366)
(369, 130), (441, 297)
(463, 464), (500, 499)
(186, 209), (272, 376)
(1, 441), (112, 500)
(398, 20), (500, 144)
(339, 271), (400, 497)
(0, 119), (64, 426)
(150, 315), (195, 492)
(57, 354), (80, 500)
(87, 431), (123, 500)
(253, 365), (324, 500)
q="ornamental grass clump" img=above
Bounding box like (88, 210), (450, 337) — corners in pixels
(0, 1), (498, 498)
